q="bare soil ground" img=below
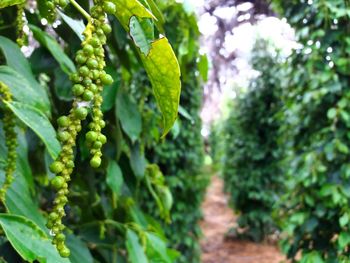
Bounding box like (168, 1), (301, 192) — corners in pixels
(200, 176), (285, 263)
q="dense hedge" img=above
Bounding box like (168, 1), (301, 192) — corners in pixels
(0, 0), (184, 262)
(272, 1), (350, 261)
(222, 39), (284, 242)
(140, 3), (208, 263)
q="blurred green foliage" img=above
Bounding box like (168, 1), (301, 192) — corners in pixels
(222, 39), (284, 242)
(272, 0), (350, 261)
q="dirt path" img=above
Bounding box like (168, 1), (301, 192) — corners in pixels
(200, 176), (285, 263)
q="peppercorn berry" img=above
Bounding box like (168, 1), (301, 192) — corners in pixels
(51, 176), (65, 190)
(47, 1), (114, 257)
(103, 2), (116, 14)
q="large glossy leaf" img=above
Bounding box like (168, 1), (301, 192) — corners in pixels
(116, 91), (142, 142)
(140, 38), (181, 137)
(0, 0), (24, 8)
(0, 169), (46, 230)
(30, 25), (76, 75)
(0, 66), (47, 111)
(0, 37), (50, 114)
(0, 214), (69, 263)
(5, 101), (60, 159)
(110, 3), (181, 136)
(106, 160), (124, 196)
(126, 229), (147, 263)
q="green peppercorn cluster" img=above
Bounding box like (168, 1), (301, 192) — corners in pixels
(46, 0), (68, 22)
(16, 3), (27, 47)
(47, 0), (114, 257)
(0, 82), (17, 203)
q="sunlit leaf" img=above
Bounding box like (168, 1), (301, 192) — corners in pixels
(140, 38), (181, 137)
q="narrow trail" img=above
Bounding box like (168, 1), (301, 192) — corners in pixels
(200, 176), (285, 263)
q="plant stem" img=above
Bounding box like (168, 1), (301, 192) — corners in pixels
(68, 0), (91, 21)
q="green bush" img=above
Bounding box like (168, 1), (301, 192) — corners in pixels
(138, 2), (209, 262)
(0, 0), (185, 262)
(273, 1), (350, 261)
(223, 39), (284, 242)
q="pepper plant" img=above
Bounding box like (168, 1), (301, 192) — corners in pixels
(131, 2), (208, 262)
(222, 38), (284, 242)
(0, 0), (183, 262)
(272, 0), (350, 261)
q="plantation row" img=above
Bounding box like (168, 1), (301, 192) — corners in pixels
(213, 1), (350, 262)
(0, 0), (207, 262)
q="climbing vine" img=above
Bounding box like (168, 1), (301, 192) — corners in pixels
(272, 0), (350, 261)
(0, 82), (17, 203)
(222, 39), (284, 242)
(140, 3), (208, 262)
(0, 0), (182, 262)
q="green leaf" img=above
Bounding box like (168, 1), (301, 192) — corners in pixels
(54, 68), (73, 101)
(0, 214), (69, 263)
(0, 0), (25, 9)
(145, 0), (165, 32)
(0, 37), (50, 114)
(116, 91), (142, 142)
(66, 234), (93, 263)
(109, 0), (155, 28)
(109, 1), (181, 136)
(145, 232), (172, 263)
(126, 229), (147, 263)
(301, 251), (324, 263)
(0, 170), (46, 231)
(339, 232), (350, 249)
(141, 38), (181, 137)
(30, 25), (76, 74)
(327, 108), (337, 119)
(106, 160), (124, 196)
(339, 213), (349, 227)
(5, 101), (61, 159)
(198, 54), (209, 81)
(57, 10), (85, 41)
(178, 105), (193, 121)
(129, 16), (153, 55)
(130, 143), (146, 178)
(0, 66), (48, 111)
(101, 66), (119, 112)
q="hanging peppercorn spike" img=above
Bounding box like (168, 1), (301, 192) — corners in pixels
(0, 82), (18, 204)
(47, 0), (114, 257)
